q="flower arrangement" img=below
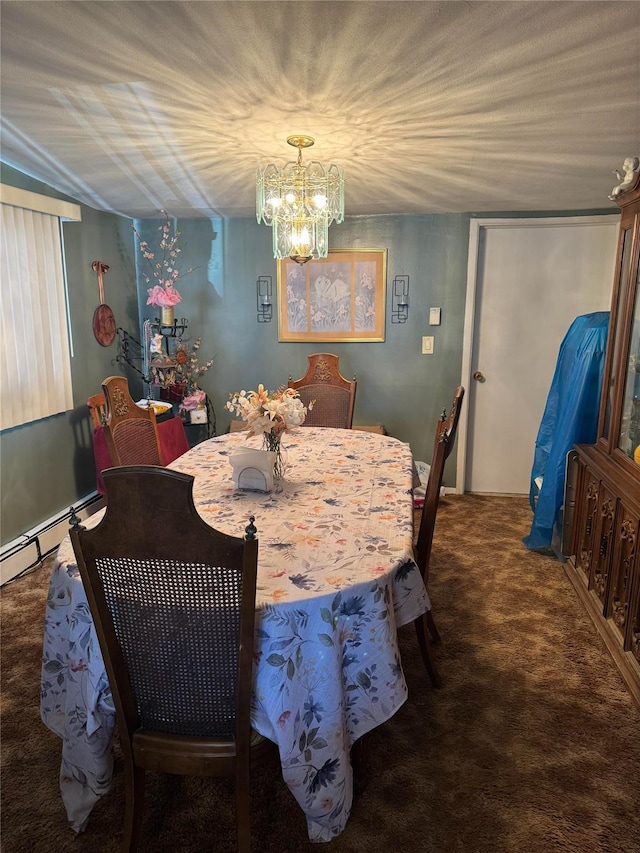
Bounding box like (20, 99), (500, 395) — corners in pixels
(226, 384), (310, 478)
(133, 210), (194, 309)
(174, 337), (214, 414)
(179, 388), (206, 413)
(174, 337), (214, 394)
(146, 284), (182, 309)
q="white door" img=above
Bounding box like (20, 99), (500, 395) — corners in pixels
(458, 216), (618, 495)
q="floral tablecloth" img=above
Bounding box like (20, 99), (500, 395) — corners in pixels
(41, 427), (429, 842)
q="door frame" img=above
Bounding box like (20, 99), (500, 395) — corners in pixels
(456, 214), (618, 494)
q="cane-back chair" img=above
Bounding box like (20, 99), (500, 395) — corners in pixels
(69, 466), (274, 852)
(87, 393), (107, 429)
(288, 353), (356, 429)
(414, 386), (465, 688)
(102, 375), (162, 466)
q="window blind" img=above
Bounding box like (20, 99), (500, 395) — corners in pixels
(1, 204), (75, 430)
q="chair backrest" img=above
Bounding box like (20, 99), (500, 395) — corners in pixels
(415, 386), (465, 581)
(288, 353), (356, 429)
(69, 466), (259, 745)
(87, 393), (107, 428)
(102, 375), (162, 466)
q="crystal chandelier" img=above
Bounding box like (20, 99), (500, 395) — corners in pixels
(256, 135), (345, 265)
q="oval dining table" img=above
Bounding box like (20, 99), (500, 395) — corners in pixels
(41, 427), (430, 843)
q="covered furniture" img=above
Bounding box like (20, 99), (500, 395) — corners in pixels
(69, 466), (272, 852)
(42, 428), (428, 843)
(102, 375), (162, 466)
(523, 311), (609, 554)
(414, 386), (465, 688)
(288, 353), (356, 429)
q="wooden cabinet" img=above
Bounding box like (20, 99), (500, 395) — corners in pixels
(569, 447), (640, 705)
(567, 160), (640, 708)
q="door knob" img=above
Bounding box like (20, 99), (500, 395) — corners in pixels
(473, 371), (485, 382)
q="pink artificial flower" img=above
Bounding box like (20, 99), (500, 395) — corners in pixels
(146, 284), (182, 307)
(179, 389), (206, 412)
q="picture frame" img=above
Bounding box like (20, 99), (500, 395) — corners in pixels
(277, 248), (387, 342)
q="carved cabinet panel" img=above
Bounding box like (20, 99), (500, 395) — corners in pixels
(589, 484), (616, 605)
(573, 463), (600, 581)
(605, 504), (638, 645)
(629, 566), (640, 666)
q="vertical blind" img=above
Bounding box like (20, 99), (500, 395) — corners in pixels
(0, 204), (74, 430)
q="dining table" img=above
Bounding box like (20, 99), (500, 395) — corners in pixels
(41, 427), (429, 843)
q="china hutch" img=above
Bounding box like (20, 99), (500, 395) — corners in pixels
(567, 160), (640, 708)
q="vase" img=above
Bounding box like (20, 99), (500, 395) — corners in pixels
(263, 432), (286, 481)
(161, 306), (174, 326)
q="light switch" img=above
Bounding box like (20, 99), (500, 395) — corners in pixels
(422, 336), (434, 354)
(429, 307), (441, 326)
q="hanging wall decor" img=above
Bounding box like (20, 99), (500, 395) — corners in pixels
(277, 248), (387, 342)
(91, 261), (116, 346)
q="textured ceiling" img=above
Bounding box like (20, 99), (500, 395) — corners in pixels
(1, 1), (639, 219)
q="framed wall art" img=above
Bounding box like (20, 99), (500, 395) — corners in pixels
(277, 248), (387, 342)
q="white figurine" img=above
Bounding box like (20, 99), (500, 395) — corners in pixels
(609, 157), (640, 200)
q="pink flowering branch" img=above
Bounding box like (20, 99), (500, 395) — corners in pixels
(133, 210), (195, 308)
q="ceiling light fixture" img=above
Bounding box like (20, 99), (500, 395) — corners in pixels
(256, 135), (344, 265)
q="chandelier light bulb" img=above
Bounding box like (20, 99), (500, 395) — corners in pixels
(257, 135), (345, 264)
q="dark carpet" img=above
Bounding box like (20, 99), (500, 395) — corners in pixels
(2, 495), (639, 852)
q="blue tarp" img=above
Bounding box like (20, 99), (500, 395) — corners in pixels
(523, 311), (609, 553)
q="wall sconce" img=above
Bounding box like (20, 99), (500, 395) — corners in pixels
(257, 275), (273, 323)
(391, 275), (409, 324)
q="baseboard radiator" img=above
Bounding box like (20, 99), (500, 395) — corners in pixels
(1, 493), (104, 586)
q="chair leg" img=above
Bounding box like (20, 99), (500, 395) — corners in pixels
(414, 612), (442, 689)
(351, 735), (369, 797)
(236, 760), (252, 853)
(122, 764), (146, 853)
(426, 610), (441, 645)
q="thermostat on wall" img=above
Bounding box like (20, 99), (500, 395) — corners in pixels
(429, 307), (441, 325)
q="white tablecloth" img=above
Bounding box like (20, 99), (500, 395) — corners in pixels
(41, 427), (429, 842)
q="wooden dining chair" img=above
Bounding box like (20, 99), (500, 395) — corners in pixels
(69, 466), (276, 852)
(102, 375), (162, 466)
(414, 386), (465, 688)
(87, 392), (107, 428)
(288, 353), (356, 429)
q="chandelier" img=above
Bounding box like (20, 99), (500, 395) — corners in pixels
(256, 135), (344, 265)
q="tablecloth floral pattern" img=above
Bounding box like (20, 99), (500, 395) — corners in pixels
(41, 427), (429, 842)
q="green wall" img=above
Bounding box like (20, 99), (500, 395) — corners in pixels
(136, 212), (470, 467)
(0, 164), (139, 545)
